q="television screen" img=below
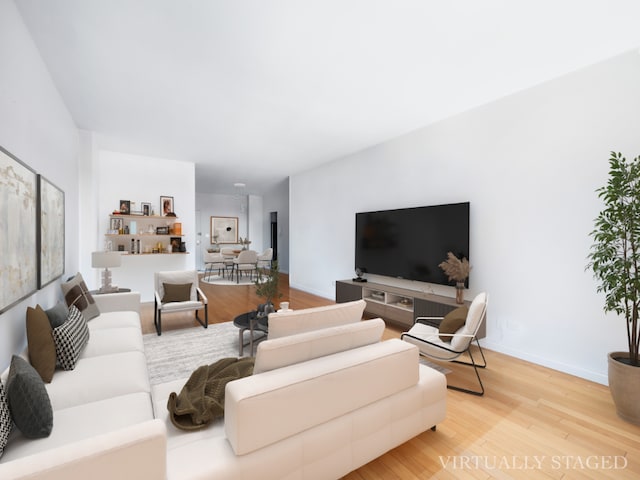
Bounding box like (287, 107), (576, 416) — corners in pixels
(355, 202), (470, 287)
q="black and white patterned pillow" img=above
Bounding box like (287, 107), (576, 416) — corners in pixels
(52, 305), (90, 370)
(0, 380), (12, 459)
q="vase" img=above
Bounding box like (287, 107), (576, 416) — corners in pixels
(455, 282), (465, 304)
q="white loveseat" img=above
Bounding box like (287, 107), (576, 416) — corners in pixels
(1, 299), (447, 480)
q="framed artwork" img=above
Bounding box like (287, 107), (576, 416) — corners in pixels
(160, 195), (174, 216)
(170, 236), (182, 252)
(211, 216), (238, 244)
(119, 200), (130, 214)
(141, 202), (151, 216)
(110, 217), (123, 232)
(38, 175), (65, 288)
(0, 146), (38, 313)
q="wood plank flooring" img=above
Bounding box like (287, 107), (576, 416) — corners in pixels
(140, 274), (640, 479)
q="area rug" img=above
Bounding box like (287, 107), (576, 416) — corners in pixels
(200, 274), (263, 286)
(419, 357), (452, 375)
(143, 322), (250, 386)
(143, 322), (450, 386)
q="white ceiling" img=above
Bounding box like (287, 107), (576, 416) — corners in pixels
(15, 0), (640, 195)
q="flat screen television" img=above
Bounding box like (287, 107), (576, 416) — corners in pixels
(355, 202), (470, 287)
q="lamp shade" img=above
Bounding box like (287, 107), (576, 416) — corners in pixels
(91, 251), (122, 269)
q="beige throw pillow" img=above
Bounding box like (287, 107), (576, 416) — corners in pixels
(163, 283), (192, 303)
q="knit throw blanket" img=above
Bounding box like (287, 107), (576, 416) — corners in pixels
(167, 357), (255, 431)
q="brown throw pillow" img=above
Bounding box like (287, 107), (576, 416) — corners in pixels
(439, 306), (469, 342)
(61, 273), (100, 320)
(26, 305), (56, 383)
(163, 283), (192, 303)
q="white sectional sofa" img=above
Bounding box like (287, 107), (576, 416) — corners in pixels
(0, 292), (166, 480)
(1, 298), (447, 480)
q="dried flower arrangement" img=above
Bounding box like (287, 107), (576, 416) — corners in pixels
(438, 252), (471, 283)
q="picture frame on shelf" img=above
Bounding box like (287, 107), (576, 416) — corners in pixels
(160, 195), (174, 216)
(38, 175), (65, 288)
(141, 202), (151, 216)
(211, 216), (238, 244)
(110, 217), (123, 233)
(170, 237), (181, 252)
(119, 200), (130, 214)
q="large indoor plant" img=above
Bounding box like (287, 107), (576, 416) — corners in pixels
(587, 151), (640, 424)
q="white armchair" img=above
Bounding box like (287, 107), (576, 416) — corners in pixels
(401, 292), (488, 395)
(154, 270), (208, 335)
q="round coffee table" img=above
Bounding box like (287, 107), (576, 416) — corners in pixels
(233, 311), (268, 356)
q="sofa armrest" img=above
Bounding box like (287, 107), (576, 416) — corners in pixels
(0, 419), (166, 480)
(93, 292), (141, 314)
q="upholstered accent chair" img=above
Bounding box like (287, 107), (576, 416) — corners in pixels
(203, 252), (226, 280)
(257, 248), (273, 271)
(153, 270), (208, 335)
(233, 250), (258, 284)
(401, 292), (488, 395)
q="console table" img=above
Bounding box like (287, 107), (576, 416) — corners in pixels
(335, 279), (486, 339)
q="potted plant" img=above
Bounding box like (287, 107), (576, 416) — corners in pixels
(254, 260), (283, 315)
(587, 151), (640, 424)
(438, 252), (471, 304)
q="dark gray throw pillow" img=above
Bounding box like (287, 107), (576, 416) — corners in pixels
(45, 302), (69, 329)
(6, 355), (53, 439)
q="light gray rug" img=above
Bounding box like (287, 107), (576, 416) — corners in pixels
(143, 322), (258, 386)
(200, 274), (263, 286)
(419, 357), (452, 375)
(143, 322), (450, 386)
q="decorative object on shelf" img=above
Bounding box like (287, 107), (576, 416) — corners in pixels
(119, 200), (130, 214)
(141, 202), (151, 216)
(172, 222), (182, 235)
(156, 226), (170, 235)
(438, 251), (471, 304)
(38, 174), (65, 289)
(210, 216), (238, 244)
(353, 268), (367, 283)
(91, 251), (121, 293)
(160, 195), (174, 217)
(587, 151), (640, 424)
(170, 237), (181, 252)
(0, 146), (38, 314)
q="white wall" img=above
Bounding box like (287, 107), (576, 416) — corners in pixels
(0, 0), (79, 371)
(290, 50), (640, 385)
(88, 150), (196, 301)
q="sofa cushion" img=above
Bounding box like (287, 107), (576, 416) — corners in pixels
(162, 283), (192, 303)
(267, 299), (366, 339)
(0, 380), (12, 459)
(45, 351), (150, 411)
(61, 272), (100, 320)
(88, 310), (141, 331)
(45, 302), (69, 329)
(438, 306), (468, 341)
(6, 356), (53, 439)
(80, 327), (144, 359)
(26, 305), (56, 383)
(0, 392), (154, 463)
(52, 306), (90, 371)
(254, 318), (386, 374)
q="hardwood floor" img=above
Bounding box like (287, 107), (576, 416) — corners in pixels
(140, 274), (640, 479)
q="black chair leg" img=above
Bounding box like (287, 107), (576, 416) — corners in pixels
(447, 341), (487, 396)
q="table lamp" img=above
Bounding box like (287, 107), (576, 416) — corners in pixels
(91, 251), (122, 293)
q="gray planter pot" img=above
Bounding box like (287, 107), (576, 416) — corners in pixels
(608, 351), (640, 425)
